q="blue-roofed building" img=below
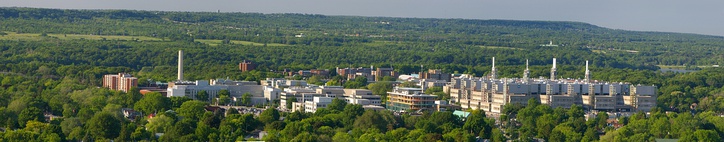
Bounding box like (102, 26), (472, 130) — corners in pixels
(453, 110), (471, 120)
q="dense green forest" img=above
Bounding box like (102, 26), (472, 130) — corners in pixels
(1, 7), (724, 141)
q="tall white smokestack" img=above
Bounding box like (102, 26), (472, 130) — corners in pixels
(550, 58), (557, 80)
(523, 59), (530, 82)
(491, 57), (498, 79)
(178, 50), (184, 81)
(585, 60), (590, 83)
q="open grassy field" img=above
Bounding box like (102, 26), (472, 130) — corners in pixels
(0, 32), (47, 41)
(657, 65), (686, 69)
(658, 65), (720, 69)
(47, 33), (164, 41)
(195, 39), (289, 47)
(479, 45), (523, 50)
(0, 32), (290, 47)
(0, 31), (164, 41)
(361, 40), (408, 47)
(591, 50), (606, 54)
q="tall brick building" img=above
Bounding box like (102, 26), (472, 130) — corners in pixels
(239, 60), (256, 72)
(103, 73), (138, 92)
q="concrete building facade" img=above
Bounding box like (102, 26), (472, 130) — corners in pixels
(446, 58), (658, 114)
(167, 80), (271, 105)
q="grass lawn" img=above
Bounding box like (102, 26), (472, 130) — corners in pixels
(657, 65), (685, 69)
(47, 33), (163, 41)
(0, 31), (164, 41)
(479, 45), (523, 50)
(361, 40), (409, 46)
(195, 39), (289, 47)
(0, 32), (45, 41)
(592, 50), (606, 54)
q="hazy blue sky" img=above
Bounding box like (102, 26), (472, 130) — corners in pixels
(3, 0), (723, 36)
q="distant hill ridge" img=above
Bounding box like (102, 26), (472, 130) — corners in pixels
(2, 7), (724, 67)
(1, 7), (711, 37)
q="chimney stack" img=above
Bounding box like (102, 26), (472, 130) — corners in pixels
(585, 60), (591, 83)
(491, 57), (497, 79)
(523, 59), (530, 82)
(178, 50), (184, 81)
(550, 58), (557, 80)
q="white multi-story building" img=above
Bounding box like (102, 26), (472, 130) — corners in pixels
(264, 87), (282, 102)
(279, 87), (330, 112)
(167, 80), (270, 105)
(262, 78), (309, 88)
(304, 97), (333, 113)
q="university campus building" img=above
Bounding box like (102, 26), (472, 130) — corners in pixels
(445, 58), (657, 114)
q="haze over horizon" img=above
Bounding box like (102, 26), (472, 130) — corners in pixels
(3, 0), (723, 37)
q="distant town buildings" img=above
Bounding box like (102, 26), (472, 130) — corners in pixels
(102, 73), (138, 92)
(239, 60), (256, 72)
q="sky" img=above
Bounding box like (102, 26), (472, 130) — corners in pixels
(2, 0), (723, 36)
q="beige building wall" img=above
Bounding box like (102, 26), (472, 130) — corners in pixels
(447, 77), (657, 113)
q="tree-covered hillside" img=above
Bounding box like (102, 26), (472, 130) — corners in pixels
(1, 7), (723, 72)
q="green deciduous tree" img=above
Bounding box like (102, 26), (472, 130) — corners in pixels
(241, 93), (252, 106)
(463, 110), (490, 137)
(367, 82), (393, 103)
(550, 124), (582, 142)
(332, 131), (355, 142)
(491, 128), (506, 142)
(286, 96), (297, 110)
(218, 90), (231, 105)
(18, 107), (45, 127)
(131, 126), (153, 141)
(354, 110), (389, 132)
(259, 108), (280, 124)
(170, 96), (193, 109)
(145, 114), (174, 133)
(127, 87), (143, 107)
(177, 100), (208, 121)
(197, 90), (209, 102)
(307, 75), (324, 85)
(86, 112), (122, 140)
(442, 128), (475, 142)
(327, 98), (347, 112)
(134, 92), (171, 115)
